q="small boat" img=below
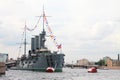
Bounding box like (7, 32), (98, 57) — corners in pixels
(88, 67), (97, 73)
(46, 67), (55, 72)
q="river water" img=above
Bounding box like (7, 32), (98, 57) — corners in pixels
(0, 68), (120, 80)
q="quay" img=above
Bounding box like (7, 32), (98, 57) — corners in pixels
(0, 53), (8, 75)
(0, 62), (6, 75)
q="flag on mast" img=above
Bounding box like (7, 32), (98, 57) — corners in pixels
(57, 44), (62, 49)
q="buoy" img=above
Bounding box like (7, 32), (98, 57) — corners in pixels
(46, 67), (55, 72)
(88, 67), (97, 73)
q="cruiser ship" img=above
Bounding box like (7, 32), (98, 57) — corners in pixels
(13, 8), (65, 72)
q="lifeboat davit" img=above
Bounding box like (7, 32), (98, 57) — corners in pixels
(46, 67), (55, 72)
(88, 67), (97, 73)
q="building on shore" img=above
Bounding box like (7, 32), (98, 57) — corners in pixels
(76, 59), (98, 68)
(0, 53), (8, 62)
(76, 59), (90, 66)
(103, 54), (120, 69)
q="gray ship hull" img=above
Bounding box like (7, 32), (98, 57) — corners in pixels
(14, 52), (64, 72)
(12, 67), (63, 72)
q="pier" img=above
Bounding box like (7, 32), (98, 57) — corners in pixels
(0, 62), (6, 75)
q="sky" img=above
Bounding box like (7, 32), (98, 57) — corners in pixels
(0, 0), (120, 63)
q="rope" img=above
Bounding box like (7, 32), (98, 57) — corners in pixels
(26, 15), (42, 31)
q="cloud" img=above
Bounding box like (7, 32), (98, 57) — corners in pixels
(60, 19), (120, 62)
(0, 0), (120, 63)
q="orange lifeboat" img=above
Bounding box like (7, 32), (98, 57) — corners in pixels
(88, 67), (97, 73)
(46, 67), (55, 72)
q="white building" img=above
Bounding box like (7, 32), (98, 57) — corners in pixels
(0, 53), (8, 62)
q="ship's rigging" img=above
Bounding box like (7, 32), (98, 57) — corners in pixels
(18, 8), (62, 57)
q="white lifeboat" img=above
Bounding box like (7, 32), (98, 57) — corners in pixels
(88, 67), (97, 73)
(46, 67), (55, 72)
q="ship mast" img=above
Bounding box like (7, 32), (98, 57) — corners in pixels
(43, 6), (45, 32)
(39, 6), (46, 49)
(24, 22), (27, 55)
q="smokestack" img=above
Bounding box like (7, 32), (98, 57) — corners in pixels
(31, 38), (36, 51)
(118, 54), (119, 61)
(35, 36), (39, 50)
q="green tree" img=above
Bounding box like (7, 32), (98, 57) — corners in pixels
(95, 59), (105, 66)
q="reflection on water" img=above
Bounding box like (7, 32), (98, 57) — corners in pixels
(0, 68), (120, 80)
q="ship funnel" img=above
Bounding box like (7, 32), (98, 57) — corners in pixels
(31, 38), (36, 51)
(31, 36), (40, 51)
(35, 36), (40, 50)
(39, 31), (46, 49)
(118, 54), (119, 61)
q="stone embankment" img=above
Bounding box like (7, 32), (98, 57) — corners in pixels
(99, 66), (120, 70)
(0, 62), (6, 75)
